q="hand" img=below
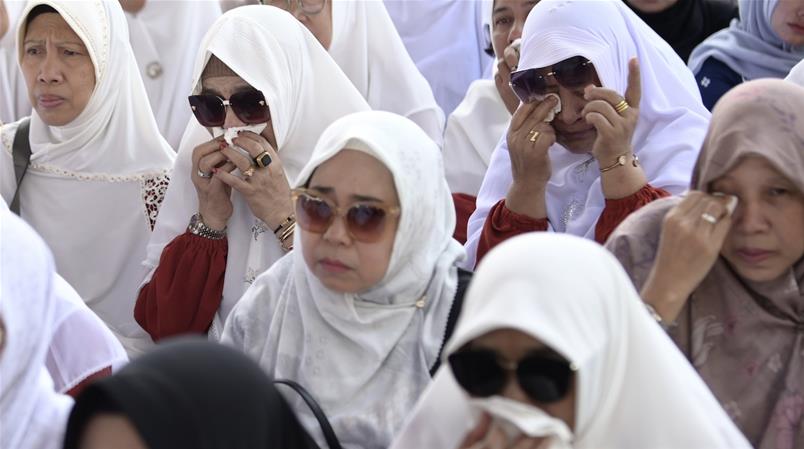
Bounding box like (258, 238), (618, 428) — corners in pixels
(641, 191), (736, 322)
(495, 40), (521, 115)
(458, 413), (546, 449)
(582, 58), (641, 165)
(192, 137), (235, 231)
(213, 131), (293, 230)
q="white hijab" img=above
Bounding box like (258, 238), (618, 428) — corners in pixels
(392, 233), (752, 449)
(0, 0), (30, 124)
(0, 0), (175, 355)
(144, 6), (370, 336)
(383, 0), (492, 116)
(463, 0), (710, 268)
(0, 209), (72, 449)
(222, 110), (465, 449)
(329, 0), (445, 147)
(125, 0), (221, 149)
(442, 0), (510, 196)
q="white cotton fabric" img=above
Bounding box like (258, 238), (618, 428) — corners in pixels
(46, 273), (128, 394)
(329, 0), (445, 147)
(0, 0), (175, 355)
(392, 233), (752, 449)
(222, 110), (465, 449)
(463, 0), (710, 269)
(0, 209), (73, 449)
(0, 0), (29, 124)
(383, 0), (492, 116)
(787, 59), (804, 87)
(144, 6), (369, 335)
(125, 0), (220, 149)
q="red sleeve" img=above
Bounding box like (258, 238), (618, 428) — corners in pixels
(452, 193), (477, 245)
(134, 231), (228, 341)
(65, 366), (112, 398)
(595, 183), (670, 244)
(475, 199), (549, 264)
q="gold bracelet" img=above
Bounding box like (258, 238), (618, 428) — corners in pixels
(600, 153), (639, 173)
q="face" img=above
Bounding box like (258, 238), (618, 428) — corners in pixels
(625, 0), (678, 14)
(267, 0), (333, 49)
(770, 0), (804, 47)
(301, 149), (399, 294)
(80, 414), (147, 449)
(21, 13), (96, 126)
(200, 75), (277, 148)
(710, 157), (804, 283)
(533, 60), (601, 154)
(491, 0), (539, 60)
(470, 329), (576, 430)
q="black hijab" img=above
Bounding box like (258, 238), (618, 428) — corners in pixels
(62, 339), (319, 449)
(626, 0), (738, 62)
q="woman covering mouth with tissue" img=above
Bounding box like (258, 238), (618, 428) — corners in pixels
(135, 6), (369, 342)
(463, 0), (711, 269)
(390, 234), (751, 449)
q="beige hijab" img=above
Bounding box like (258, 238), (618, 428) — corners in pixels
(606, 79), (804, 449)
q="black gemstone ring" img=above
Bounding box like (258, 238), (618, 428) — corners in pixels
(254, 151), (272, 169)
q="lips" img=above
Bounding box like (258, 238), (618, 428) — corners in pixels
(735, 248), (773, 265)
(318, 258), (351, 274)
(559, 127), (595, 141)
(788, 22), (804, 34)
(37, 94), (65, 109)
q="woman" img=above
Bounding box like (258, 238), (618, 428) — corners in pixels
(606, 79), (804, 449)
(137, 6), (369, 341)
(62, 339), (317, 449)
(263, 0), (444, 146)
(123, 0), (221, 149)
(689, 0), (804, 110)
(1, 208), (73, 449)
(0, 0), (175, 354)
(391, 234), (751, 449)
(443, 0), (538, 243)
(625, 0), (737, 62)
(463, 0), (710, 269)
(222, 111), (466, 449)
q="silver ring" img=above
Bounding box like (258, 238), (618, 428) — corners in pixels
(701, 212), (718, 224)
(197, 169), (212, 179)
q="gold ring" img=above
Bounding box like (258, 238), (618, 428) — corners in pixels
(614, 99), (630, 114)
(242, 167), (255, 178)
(528, 129), (540, 142)
(701, 212), (718, 224)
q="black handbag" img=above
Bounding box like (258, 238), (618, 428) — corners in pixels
(274, 379), (343, 449)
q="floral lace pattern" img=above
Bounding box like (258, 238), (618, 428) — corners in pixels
(141, 174), (170, 230)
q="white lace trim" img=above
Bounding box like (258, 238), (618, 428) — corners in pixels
(28, 163), (171, 183)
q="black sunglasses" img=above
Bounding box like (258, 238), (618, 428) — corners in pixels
(448, 348), (576, 403)
(188, 90), (270, 127)
(509, 56), (595, 103)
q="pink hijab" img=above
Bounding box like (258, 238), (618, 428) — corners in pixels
(606, 79), (804, 449)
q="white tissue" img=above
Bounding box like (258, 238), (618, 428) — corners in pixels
(469, 396), (573, 448)
(712, 192), (739, 215)
(211, 123), (268, 159)
(543, 93), (562, 122)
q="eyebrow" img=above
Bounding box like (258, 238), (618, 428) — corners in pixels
(492, 5), (511, 15)
(309, 186), (384, 203)
(23, 38), (85, 47)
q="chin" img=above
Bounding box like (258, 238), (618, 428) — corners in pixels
(726, 260), (790, 283)
(557, 138), (594, 155)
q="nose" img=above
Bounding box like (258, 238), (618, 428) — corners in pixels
(500, 373), (531, 404)
(555, 85), (584, 126)
(38, 46), (64, 85)
(508, 21), (523, 44)
(733, 199), (770, 234)
(222, 103), (245, 129)
(322, 213), (352, 246)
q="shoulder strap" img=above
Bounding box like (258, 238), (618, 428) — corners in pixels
(274, 379), (343, 449)
(10, 118), (32, 215)
(429, 268), (472, 377)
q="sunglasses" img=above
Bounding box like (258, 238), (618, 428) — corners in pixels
(291, 188), (400, 243)
(261, 0), (327, 15)
(448, 348), (576, 403)
(188, 90), (270, 127)
(509, 56), (595, 103)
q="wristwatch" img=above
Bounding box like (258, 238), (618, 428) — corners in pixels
(188, 213), (227, 240)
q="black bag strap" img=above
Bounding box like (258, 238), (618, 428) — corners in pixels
(429, 268), (472, 377)
(10, 118), (32, 215)
(274, 379), (343, 449)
